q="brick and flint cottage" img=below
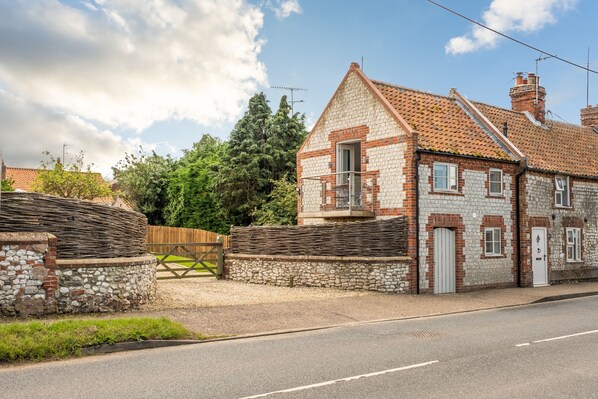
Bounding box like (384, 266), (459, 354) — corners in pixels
(297, 63), (598, 293)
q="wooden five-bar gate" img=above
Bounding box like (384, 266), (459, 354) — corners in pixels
(146, 226), (229, 280)
(151, 239), (225, 280)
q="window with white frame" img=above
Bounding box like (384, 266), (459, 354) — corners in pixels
(555, 176), (570, 207)
(566, 228), (582, 262)
(433, 163), (458, 192)
(485, 228), (502, 256)
(489, 169), (503, 196)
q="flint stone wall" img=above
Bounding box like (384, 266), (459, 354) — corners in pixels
(0, 232), (156, 316)
(225, 254), (411, 293)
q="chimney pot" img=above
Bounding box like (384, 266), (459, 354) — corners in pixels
(515, 72), (523, 85)
(509, 72), (546, 123)
(580, 104), (598, 127)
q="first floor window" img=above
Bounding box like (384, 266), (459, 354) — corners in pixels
(485, 228), (501, 256)
(555, 176), (570, 207)
(434, 163), (458, 192)
(566, 228), (582, 261)
(489, 169), (503, 196)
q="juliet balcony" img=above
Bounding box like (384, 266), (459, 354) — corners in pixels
(299, 171), (376, 219)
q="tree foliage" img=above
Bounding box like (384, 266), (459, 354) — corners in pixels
(215, 94), (307, 226)
(1, 178), (14, 192)
(265, 95), (307, 183)
(112, 148), (174, 225)
(214, 93), (273, 226)
(32, 151), (112, 200)
(165, 134), (229, 234)
(111, 93), (307, 230)
(253, 176), (298, 226)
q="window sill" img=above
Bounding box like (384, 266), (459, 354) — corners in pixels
(554, 205), (573, 210)
(566, 260), (583, 264)
(430, 190), (463, 197)
(481, 254), (506, 259)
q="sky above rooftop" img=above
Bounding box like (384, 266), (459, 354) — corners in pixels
(0, 0), (595, 177)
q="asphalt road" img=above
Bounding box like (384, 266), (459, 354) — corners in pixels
(1, 296), (597, 398)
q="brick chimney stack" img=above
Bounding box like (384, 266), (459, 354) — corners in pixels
(580, 105), (598, 127)
(509, 72), (546, 123)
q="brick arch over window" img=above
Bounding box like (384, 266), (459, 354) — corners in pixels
(425, 214), (465, 293)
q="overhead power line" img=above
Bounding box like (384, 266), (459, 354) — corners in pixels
(427, 0), (598, 75)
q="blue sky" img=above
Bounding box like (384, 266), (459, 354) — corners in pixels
(0, 0), (595, 176)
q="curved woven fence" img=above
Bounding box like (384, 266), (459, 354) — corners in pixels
(230, 217), (407, 257)
(0, 192), (147, 259)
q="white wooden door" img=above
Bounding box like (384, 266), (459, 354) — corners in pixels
(434, 228), (456, 294)
(532, 227), (548, 286)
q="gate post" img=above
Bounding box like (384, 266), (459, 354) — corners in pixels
(216, 236), (224, 280)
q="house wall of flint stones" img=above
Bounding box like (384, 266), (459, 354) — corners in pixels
(417, 154), (519, 292)
(298, 71), (410, 225)
(0, 232), (156, 316)
(520, 172), (598, 285)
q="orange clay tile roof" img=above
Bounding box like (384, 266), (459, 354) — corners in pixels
(473, 102), (598, 177)
(5, 167), (39, 191)
(372, 80), (512, 161)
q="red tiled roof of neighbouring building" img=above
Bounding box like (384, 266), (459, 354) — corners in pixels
(473, 102), (598, 177)
(372, 80), (512, 161)
(5, 167), (39, 191)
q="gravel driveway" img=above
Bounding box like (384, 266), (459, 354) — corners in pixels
(140, 278), (366, 311)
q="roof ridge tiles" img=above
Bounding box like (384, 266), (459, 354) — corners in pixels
(371, 79), (455, 101)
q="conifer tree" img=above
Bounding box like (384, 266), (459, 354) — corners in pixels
(215, 93), (272, 226)
(265, 95), (307, 183)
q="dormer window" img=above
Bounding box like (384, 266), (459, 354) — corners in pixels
(555, 176), (570, 207)
(434, 163), (458, 192)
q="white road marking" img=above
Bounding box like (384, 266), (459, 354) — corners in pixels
(238, 360), (439, 399)
(516, 329), (598, 347)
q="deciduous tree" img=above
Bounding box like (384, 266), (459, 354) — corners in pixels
(32, 151), (112, 200)
(112, 148), (174, 225)
(165, 134), (229, 233)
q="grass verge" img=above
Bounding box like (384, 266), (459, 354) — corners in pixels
(0, 317), (208, 363)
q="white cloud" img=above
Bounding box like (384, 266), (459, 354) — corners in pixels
(0, 0), (268, 131)
(0, 90), (138, 177)
(445, 0), (577, 55)
(269, 0), (302, 19)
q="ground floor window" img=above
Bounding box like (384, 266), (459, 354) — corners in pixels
(484, 228), (501, 256)
(566, 228), (582, 262)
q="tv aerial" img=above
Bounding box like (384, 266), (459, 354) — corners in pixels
(270, 86), (307, 114)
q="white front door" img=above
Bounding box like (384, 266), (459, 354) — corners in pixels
(434, 228), (456, 294)
(532, 227), (548, 286)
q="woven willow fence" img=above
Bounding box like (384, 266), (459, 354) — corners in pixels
(230, 217), (407, 257)
(0, 192), (147, 259)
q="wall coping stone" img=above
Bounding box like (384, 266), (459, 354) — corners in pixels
(0, 232), (56, 244)
(56, 254), (156, 269)
(226, 253), (411, 263)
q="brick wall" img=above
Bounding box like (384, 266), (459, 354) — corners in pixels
(521, 171), (598, 284)
(418, 153), (518, 292)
